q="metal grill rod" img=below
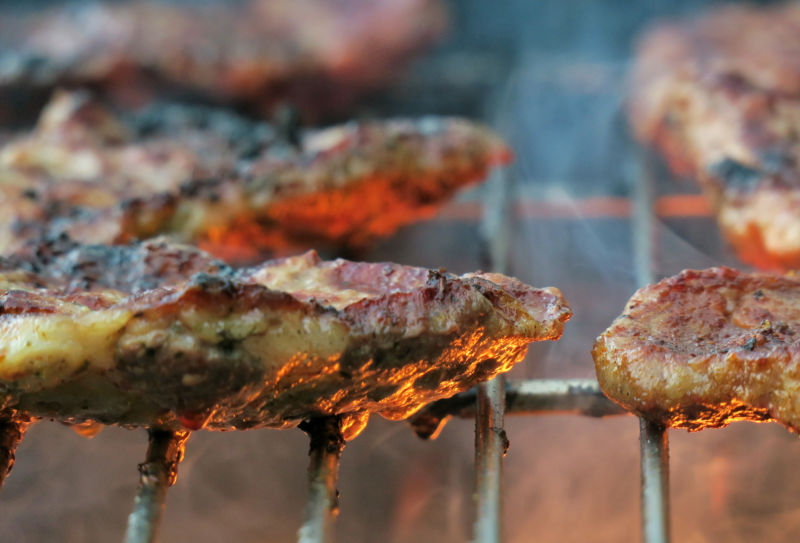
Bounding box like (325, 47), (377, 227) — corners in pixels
(474, 377), (507, 543)
(410, 378), (627, 439)
(640, 419), (670, 543)
(298, 417), (345, 543)
(472, 163), (513, 543)
(633, 151), (671, 543)
(123, 428), (190, 543)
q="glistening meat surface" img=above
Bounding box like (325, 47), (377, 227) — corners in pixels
(0, 238), (570, 439)
(594, 267), (800, 433)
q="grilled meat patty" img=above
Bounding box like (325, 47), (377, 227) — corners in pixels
(0, 237), (570, 439)
(593, 267), (800, 433)
(0, 0), (446, 122)
(0, 91), (509, 263)
(629, 4), (800, 271)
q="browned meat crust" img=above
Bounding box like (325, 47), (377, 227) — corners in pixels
(593, 267), (800, 433)
(0, 91), (510, 263)
(0, 415), (29, 489)
(0, 238), (570, 439)
(0, 0), (447, 122)
(629, 4), (800, 271)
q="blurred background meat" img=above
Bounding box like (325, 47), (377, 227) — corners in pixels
(629, 3), (800, 271)
(0, 0), (447, 124)
(0, 91), (509, 262)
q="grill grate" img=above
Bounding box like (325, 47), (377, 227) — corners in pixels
(471, 162), (513, 543)
(0, 153), (676, 542)
(639, 420), (670, 543)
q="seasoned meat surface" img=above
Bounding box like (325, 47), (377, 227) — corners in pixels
(629, 4), (800, 271)
(0, 0), (446, 122)
(0, 91), (509, 263)
(593, 267), (800, 433)
(0, 238), (570, 438)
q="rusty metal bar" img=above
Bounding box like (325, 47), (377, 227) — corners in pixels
(298, 417), (345, 543)
(474, 376), (507, 543)
(0, 415), (30, 491)
(410, 378), (627, 439)
(123, 428), (190, 543)
(633, 151), (671, 543)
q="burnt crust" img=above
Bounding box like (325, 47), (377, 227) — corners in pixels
(0, 238), (570, 438)
(593, 267), (800, 434)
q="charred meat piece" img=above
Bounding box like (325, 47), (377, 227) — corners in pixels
(0, 0), (447, 122)
(593, 267), (800, 434)
(0, 237), (570, 439)
(0, 91), (510, 263)
(629, 4), (800, 271)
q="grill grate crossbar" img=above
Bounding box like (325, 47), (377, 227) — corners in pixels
(0, 152), (675, 541)
(410, 378), (626, 439)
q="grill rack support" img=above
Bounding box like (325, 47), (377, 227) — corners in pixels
(297, 416), (345, 543)
(473, 376), (507, 543)
(633, 151), (671, 543)
(123, 428), (190, 543)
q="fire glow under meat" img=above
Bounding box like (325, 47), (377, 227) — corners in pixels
(0, 237), (570, 440)
(594, 266), (800, 434)
(0, 91), (510, 264)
